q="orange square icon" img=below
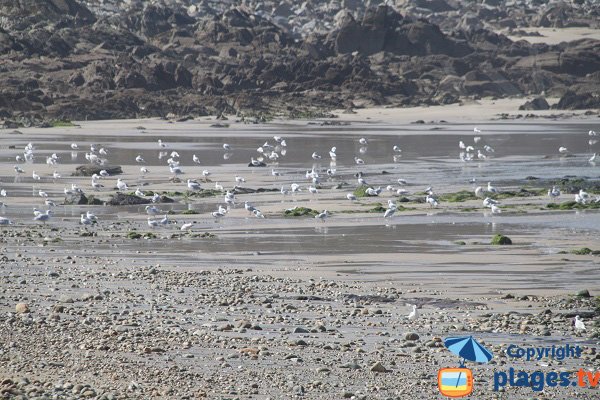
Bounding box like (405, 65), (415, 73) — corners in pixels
(438, 368), (473, 398)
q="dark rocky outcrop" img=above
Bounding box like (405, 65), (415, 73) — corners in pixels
(0, 1), (598, 123)
(554, 91), (600, 110)
(108, 193), (150, 206)
(73, 165), (122, 177)
(519, 97), (550, 111)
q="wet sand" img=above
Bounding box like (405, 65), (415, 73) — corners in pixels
(0, 110), (599, 399)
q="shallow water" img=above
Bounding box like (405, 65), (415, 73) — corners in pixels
(1, 119), (599, 294)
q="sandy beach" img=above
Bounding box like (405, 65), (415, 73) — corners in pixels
(0, 102), (599, 399)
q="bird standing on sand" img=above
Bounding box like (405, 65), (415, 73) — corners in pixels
(408, 305), (418, 320)
(116, 179), (128, 191)
(574, 316), (586, 331)
(548, 186), (560, 201)
(315, 210), (328, 222)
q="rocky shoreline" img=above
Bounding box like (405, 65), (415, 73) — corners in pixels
(1, 0), (599, 127)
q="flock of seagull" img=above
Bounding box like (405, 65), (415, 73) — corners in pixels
(0, 127), (598, 228)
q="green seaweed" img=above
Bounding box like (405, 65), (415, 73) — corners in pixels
(284, 207), (319, 217)
(439, 190), (478, 202)
(546, 201), (600, 210)
(570, 248), (593, 255)
(491, 234), (512, 245)
(50, 120), (76, 127)
(181, 209), (199, 215)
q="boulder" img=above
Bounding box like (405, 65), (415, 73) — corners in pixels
(519, 97), (550, 110)
(73, 165), (122, 177)
(554, 91), (600, 110)
(108, 193), (150, 206)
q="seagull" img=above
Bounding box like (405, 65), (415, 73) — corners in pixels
(223, 143), (231, 151)
(151, 193), (161, 203)
(235, 176), (246, 184)
(180, 222), (193, 231)
(280, 186), (289, 196)
(291, 183), (301, 193)
(408, 304), (418, 320)
(383, 208), (395, 218)
(135, 188), (145, 197)
(475, 186), (484, 198)
(215, 182), (224, 191)
(135, 155), (145, 163)
(91, 179), (104, 190)
(99, 148), (108, 156)
(589, 153), (597, 163)
(329, 147), (337, 160)
(315, 210), (328, 222)
(271, 169), (282, 176)
(202, 170), (210, 178)
(159, 214), (169, 226)
(99, 170), (109, 178)
(558, 146), (568, 154)
(140, 167), (149, 175)
(116, 179), (128, 191)
(212, 210), (225, 220)
(483, 197), (498, 208)
(308, 186), (318, 195)
(147, 218), (159, 228)
(253, 209), (265, 218)
(491, 204), (502, 214)
(170, 151), (179, 158)
(158, 139), (167, 148)
(32, 171), (41, 180)
(192, 154), (201, 164)
(484, 145), (494, 153)
(487, 182), (498, 193)
(244, 201), (256, 214)
(0, 189), (6, 197)
(80, 214), (93, 225)
(33, 210), (52, 224)
(354, 157), (365, 165)
(45, 199), (56, 207)
(86, 211), (97, 221)
(359, 138), (368, 145)
(574, 316), (586, 331)
(311, 152), (321, 160)
(187, 179), (201, 191)
(169, 164), (183, 175)
(426, 194), (439, 208)
(477, 150), (487, 160)
(393, 145), (401, 152)
(548, 186), (561, 200)
(52, 171), (61, 180)
(346, 193), (357, 201)
(459, 141), (466, 150)
(145, 205), (161, 215)
(589, 130), (597, 137)
(38, 190), (48, 198)
(0, 217), (12, 225)
(71, 143), (78, 150)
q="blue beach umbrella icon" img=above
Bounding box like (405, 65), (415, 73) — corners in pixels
(444, 336), (493, 388)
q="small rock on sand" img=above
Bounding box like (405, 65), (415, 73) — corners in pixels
(15, 303), (29, 313)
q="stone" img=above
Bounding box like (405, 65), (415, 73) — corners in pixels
(404, 332), (420, 341)
(15, 303), (29, 313)
(576, 289), (591, 298)
(519, 97), (550, 111)
(369, 361), (388, 373)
